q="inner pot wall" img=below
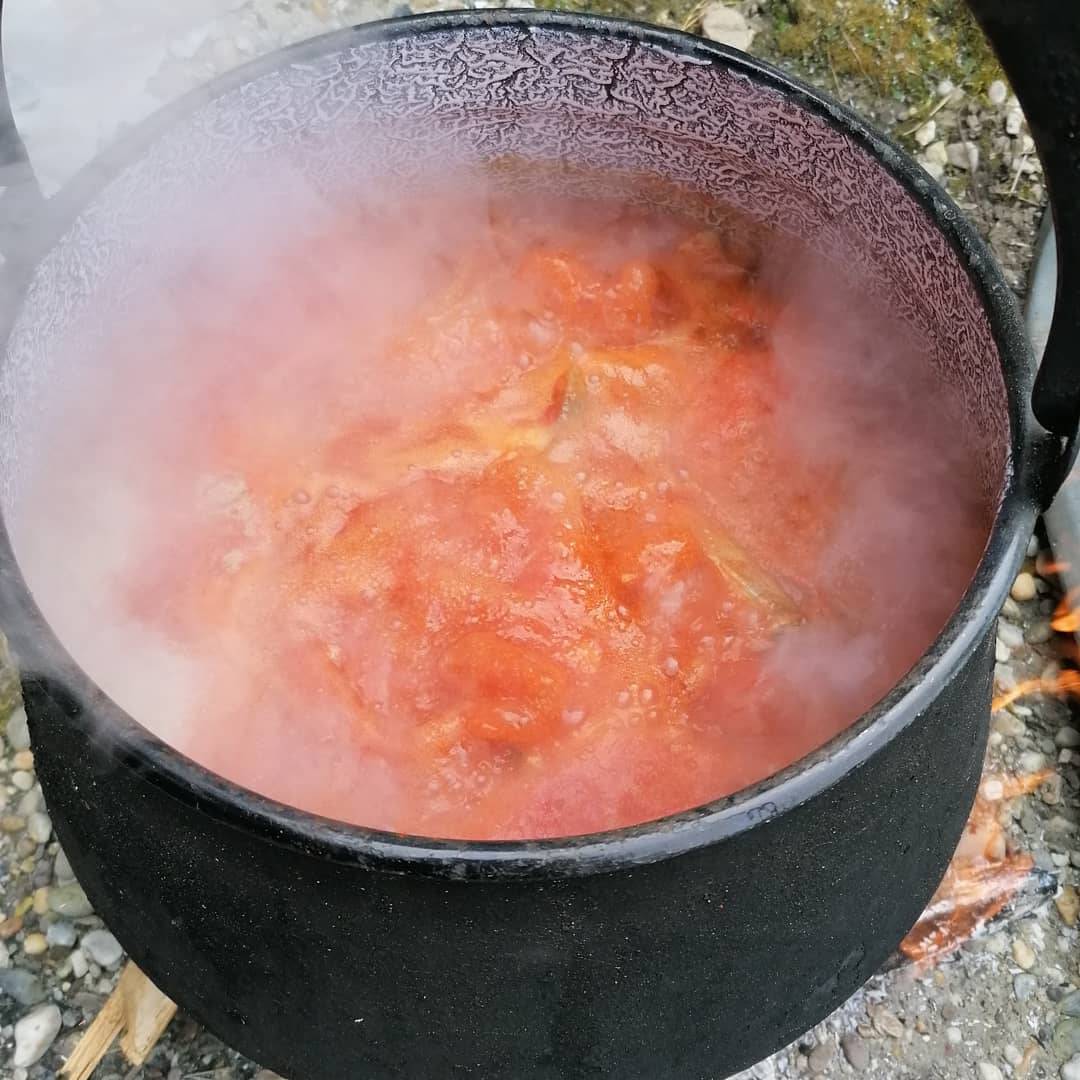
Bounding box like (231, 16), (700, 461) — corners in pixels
(0, 22), (1008, 515)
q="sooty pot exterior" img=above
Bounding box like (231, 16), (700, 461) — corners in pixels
(22, 633), (991, 1080)
(0, 7), (1070, 1079)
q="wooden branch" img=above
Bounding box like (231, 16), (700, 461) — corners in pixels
(61, 963), (177, 1080)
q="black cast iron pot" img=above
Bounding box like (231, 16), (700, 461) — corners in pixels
(0, 3), (1077, 1078)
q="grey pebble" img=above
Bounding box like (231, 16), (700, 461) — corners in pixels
(1056, 727), (1080, 749)
(1014, 973), (1038, 1001)
(1047, 815), (1078, 835)
(71, 990), (103, 1014)
(30, 859), (52, 891)
(993, 711), (1027, 738)
(840, 1032), (869, 1070)
(69, 950), (88, 980)
(1062, 990), (1080, 1017)
(1055, 1018), (1080, 1058)
(5, 707), (30, 752)
(47, 882), (93, 918)
(997, 619), (1024, 649)
(1027, 619), (1054, 644)
(46, 921), (76, 949)
(79, 930), (123, 970)
(53, 848), (75, 885)
(806, 1040), (832, 1074)
(1035, 849), (1057, 871)
(0, 968), (46, 1006)
(1001, 597), (1023, 620)
(977, 1064), (1004, 1080)
(16, 788), (42, 817)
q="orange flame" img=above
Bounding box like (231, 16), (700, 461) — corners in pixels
(1039, 559), (1071, 577)
(1053, 586), (1080, 633)
(992, 669), (1080, 713)
(900, 769), (1053, 966)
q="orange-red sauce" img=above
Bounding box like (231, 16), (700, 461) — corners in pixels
(25, 184), (990, 838)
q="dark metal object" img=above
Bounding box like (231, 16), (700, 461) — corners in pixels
(966, 1), (1080, 454)
(0, 7), (1072, 1079)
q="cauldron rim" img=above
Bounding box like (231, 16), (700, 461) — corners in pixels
(0, 9), (1043, 881)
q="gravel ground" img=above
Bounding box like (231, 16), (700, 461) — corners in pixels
(0, 1), (1075, 1078)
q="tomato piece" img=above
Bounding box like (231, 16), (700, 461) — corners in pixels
(441, 631), (567, 747)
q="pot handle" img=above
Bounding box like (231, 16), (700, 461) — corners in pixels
(964, 0), (1080, 497)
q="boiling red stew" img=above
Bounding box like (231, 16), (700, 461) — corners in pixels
(23, 183), (990, 839)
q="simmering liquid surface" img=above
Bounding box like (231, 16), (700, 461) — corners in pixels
(19, 184), (991, 838)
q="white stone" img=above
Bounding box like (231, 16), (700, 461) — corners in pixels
(946, 141), (979, 171)
(26, 812), (51, 845)
(937, 78), (955, 97)
(1006, 109), (1024, 136)
(914, 119), (936, 147)
(977, 1064), (1004, 1080)
(1011, 572), (1037, 602)
(5, 708), (30, 752)
(79, 930), (123, 970)
(1062, 1055), (1080, 1080)
(995, 638), (1011, 663)
(997, 619), (1024, 648)
(922, 160), (945, 182)
(12, 1004), (61, 1067)
(923, 140), (949, 167)
(945, 1026), (962, 1045)
(700, 4), (754, 52)
(1004, 1044), (1023, 1066)
(1019, 752), (1046, 773)
(988, 80), (1008, 106)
